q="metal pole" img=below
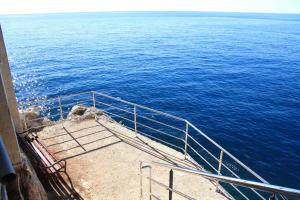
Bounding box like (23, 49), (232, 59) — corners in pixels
(184, 122), (189, 159)
(92, 92), (96, 108)
(92, 92), (97, 120)
(216, 150), (224, 191)
(149, 166), (152, 200)
(269, 193), (278, 200)
(58, 96), (63, 120)
(217, 150), (224, 175)
(134, 106), (137, 134)
(169, 169), (174, 200)
(140, 162), (143, 200)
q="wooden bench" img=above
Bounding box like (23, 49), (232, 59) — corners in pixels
(24, 133), (66, 174)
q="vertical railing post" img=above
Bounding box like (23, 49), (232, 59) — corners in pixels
(169, 169), (174, 200)
(149, 166), (152, 200)
(184, 121), (189, 159)
(140, 162), (152, 200)
(216, 150), (224, 191)
(134, 105), (137, 134)
(92, 92), (97, 121)
(140, 162), (143, 200)
(92, 91), (96, 108)
(217, 150), (224, 175)
(269, 193), (278, 200)
(58, 96), (63, 120)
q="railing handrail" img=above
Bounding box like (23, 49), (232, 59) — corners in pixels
(18, 91), (92, 106)
(92, 91), (186, 121)
(144, 161), (300, 199)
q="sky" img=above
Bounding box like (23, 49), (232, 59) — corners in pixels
(0, 0), (300, 14)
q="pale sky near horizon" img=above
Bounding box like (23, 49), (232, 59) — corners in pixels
(0, 0), (300, 15)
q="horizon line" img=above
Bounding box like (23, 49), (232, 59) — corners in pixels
(1, 10), (300, 16)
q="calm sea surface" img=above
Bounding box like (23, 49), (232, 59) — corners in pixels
(1, 12), (300, 188)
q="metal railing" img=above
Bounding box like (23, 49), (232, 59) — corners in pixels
(19, 91), (298, 200)
(140, 162), (197, 200)
(140, 161), (300, 200)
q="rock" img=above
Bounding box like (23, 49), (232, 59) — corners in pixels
(83, 107), (104, 120)
(69, 105), (87, 116)
(19, 106), (51, 132)
(67, 105), (86, 121)
(21, 106), (41, 121)
(19, 105), (108, 130)
(67, 105), (105, 121)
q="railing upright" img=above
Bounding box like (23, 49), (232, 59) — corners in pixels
(58, 96), (63, 120)
(216, 150), (224, 191)
(184, 122), (189, 159)
(269, 193), (278, 200)
(140, 162), (153, 200)
(140, 162), (143, 200)
(92, 92), (97, 120)
(169, 169), (174, 200)
(217, 150), (224, 175)
(92, 91), (96, 108)
(149, 167), (152, 200)
(134, 105), (137, 134)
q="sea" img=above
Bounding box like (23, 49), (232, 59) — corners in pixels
(0, 12), (299, 190)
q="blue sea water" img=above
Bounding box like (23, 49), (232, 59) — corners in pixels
(0, 12), (300, 189)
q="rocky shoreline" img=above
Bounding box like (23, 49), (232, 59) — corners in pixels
(19, 105), (112, 132)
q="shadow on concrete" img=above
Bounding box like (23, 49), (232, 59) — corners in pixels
(95, 120), (200, 170)
(45, 119), (200, 170)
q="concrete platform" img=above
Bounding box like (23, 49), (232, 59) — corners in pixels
(37, 116), (227, 200)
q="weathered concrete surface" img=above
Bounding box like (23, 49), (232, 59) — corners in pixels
(38, 116), (228, 200)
